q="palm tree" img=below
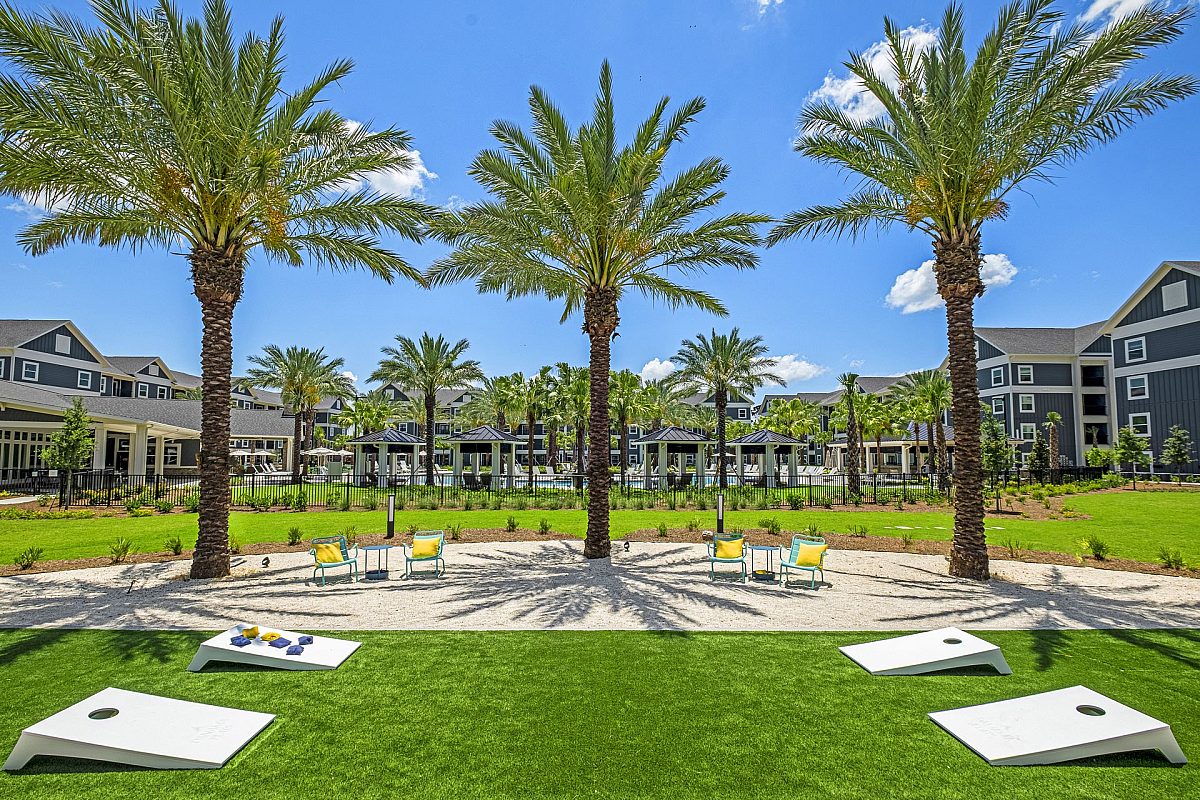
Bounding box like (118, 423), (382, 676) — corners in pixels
(672, 329), (783, 489)
(767, 2), (1195, 580)
(337, 390), (401, 437)
(762, 398), (820, 442)
(511, 368), (553, 485)
(427, 63), (767, 559)
(641, 379), (693, 432)
(608, 370), (648, 486)
(370, 334), (484, 484)
(246, 345), (353, 482)
(0, 0), (436, 579)
(836, 373), (863, 495)
(460, 375), (519, 430)
(550, 364), (591, 479)
(1044, 411), (1063, 469)
(902, 370), (952, 474)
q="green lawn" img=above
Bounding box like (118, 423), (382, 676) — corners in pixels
(0, 629), (1195, 798)
(2, 490), (1197, 566)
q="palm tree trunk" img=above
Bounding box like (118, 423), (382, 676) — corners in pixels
(846, 402), (860, 496)
(424, 395), (436, 484)
(936, 418), (947, 475)
(913, 419), (924, 473)
(188, 248), (244, 580)
(935, 232), (989, 581)
(583, 289), (617, 559)
(716, 390), (728, 489)
(291, 412), (303, 483)
(575, 421), (586, 489)
(620, 421), (629, 487)
(927, 418), (937, 472)
(548, 426), (558, 469)
(527, 412), (536, 487)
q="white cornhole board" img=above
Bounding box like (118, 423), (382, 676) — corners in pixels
(930, 686), (1188, 766)
(187, 623), (360, 672)
(3, 688), (274, 771)
(839, 627), (1012, 676)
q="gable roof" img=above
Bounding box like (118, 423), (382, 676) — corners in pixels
(0, 319), (70, 349)
(348, 428), (421, 444)
(728, 429), (805, 445)
(447, 424), (521, 442)
(1099, 260), (1200, 335)
(975, 323), (1106, 356)
(107, 356), (174, 381)
(632, 425), (711, 443)
(818, 376), (905, 405)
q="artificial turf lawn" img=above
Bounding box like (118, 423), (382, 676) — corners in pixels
(0, 629), (1196, 799)
(1, 489), (1197, 567)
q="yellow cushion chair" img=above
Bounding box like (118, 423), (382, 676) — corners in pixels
(405, 531), (446, 578)
(779, 535), (828, 589)
(704, 531), (748, 583)
(308, 535), (359, 586)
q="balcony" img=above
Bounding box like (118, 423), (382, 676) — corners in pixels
(1080, 365), (1106, 388)
(1082, 396), (1108, 416)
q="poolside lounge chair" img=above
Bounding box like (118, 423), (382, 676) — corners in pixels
(462, 474), (482, 491)
(778, 534), (827, 589)
(310, 535), (359, 586)
(704, 530), (748, 583)
(404, 531), (446, 578)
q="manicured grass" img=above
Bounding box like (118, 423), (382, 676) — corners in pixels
(0, 629), (1195, 798)
(1, 490), (1197, 566)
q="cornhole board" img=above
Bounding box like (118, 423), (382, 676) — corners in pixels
(839, 627), (1012, 676)
(187, 623), (360, 672)
(3, 688), (274, 771)
(929, 686), (1188, 766)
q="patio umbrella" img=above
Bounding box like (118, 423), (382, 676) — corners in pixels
(301, 446), (339, 456)
(229, 449), (253, 457)
(332, 449), (353, 457)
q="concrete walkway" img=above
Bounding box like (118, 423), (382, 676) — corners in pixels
(1, 541), (1197, 632)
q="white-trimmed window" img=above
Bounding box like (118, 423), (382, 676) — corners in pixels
(1018, 394), (1035, 413)
(0, 359), (5, 378)
(147, 363), (159, 376)
(1127, 375), (1148, 401)
(156, 385), (168, 399)
(1020, 422), (1037, 441)
(1162, 280), (1188, 312)
(21, 361), (39, 382)
(991, 397), (1004, 415)
(164, 444), (180, 466)
(99, 375), (107, 393)
(77, 371), (92, 389)
(136, 382), (149, 398)
(991, 367), (1004, 387)
(54, 333), (71, 354)
(1125, 337), (1146, 363)
(737, 407), (748, 419)
(1017, 365), (1034, 384)
(1129, 413), (1151, 437)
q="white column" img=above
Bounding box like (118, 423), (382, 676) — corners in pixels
(491, 442), (500, 480)
(696, 446), (706, 487)
(353, 445), (363, 476)
(377, 443), (388, 487)
(765, 444), (776, 487)
(644, 445), (653, 487)
(506, 444), (515, 488)
(91, 424), (107, 470)
(452, 444), (462, 479)
(789, 445), (798, 484)
(657, 442), (667, 484)
(153, 435), (166, 476)
(736, 447), (745, 484)
(130, 424), (149, 475)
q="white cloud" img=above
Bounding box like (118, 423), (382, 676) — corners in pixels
(5, 200), (46, 220)
(639, 358), (677, 382)
(885, 253), (1019, 314)
(757, 0), (784, 15)
(340, 370), (359, 387)
(848, 359), (865, 369)
(443, 194), (469, 212)
(766, 354), (828, 384)
(46, 280), (63, 289)
(1081, 0), (1152, 25)
(341, 119), (438, 200)
(807, 24), (938, 122)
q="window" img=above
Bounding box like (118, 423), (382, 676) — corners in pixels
(1020, 423), (1037, 441)
(100, 375), (107, 394)
(1017, 365), (1034, 384)
(1127, 375), (1148, 400)
(136, 382), (149, 398)
(991, 367), (1004, 386)
(77, 371), (92, 389)
(991, 397), (1004, 415)
(737, 408), (748, 419)
(0, 359), (5, 378)
(1125, 337), (1146, 363)
(1129, 413), (1151, 437)
(147, 363), (159, 376)
(54, 333), (71, 354)
(164, 444), (180, 466)
(156, 385), (168, 399)
(1019, 394), (1035, 413)
(1162, 280), (1188, 312)
(21, 361), (38, 382)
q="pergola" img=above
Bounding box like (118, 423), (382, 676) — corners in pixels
(632, 426), (713, 488)
(446, 425), (522, 488)
(347, 428), (420, 486)
(727, 429), (806, 487)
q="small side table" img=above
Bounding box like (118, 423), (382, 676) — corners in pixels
(748, 544), (776, 582)
(362, 544), (392, 581)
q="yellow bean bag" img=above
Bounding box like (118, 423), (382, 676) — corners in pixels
(241, 625), (260, 640)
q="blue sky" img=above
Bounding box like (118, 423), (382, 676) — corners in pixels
(2, 0), (1197, 394)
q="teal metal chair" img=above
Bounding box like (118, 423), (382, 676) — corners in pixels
(704, 530), (748, 583)
(778, 534), (827, 589)
(310, 535), (359, 585)
(404, 530), (446, 578)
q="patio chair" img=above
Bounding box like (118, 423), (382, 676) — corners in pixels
(778, 534), (828, 589)
(404, 530), (446, 578)
(704, 530), (748, 583)
(310, 535), (359, 586)
(462, 474), (482, 491)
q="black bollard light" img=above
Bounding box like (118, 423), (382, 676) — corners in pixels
(386, 493), (395, 539)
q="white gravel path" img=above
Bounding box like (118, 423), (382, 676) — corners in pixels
(1, 541), (1197, 632)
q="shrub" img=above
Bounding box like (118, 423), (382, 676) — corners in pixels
(338, 492), (352, 512)
(667, 496), (676, 510)
(1158, 548), (1186, 570)
(786, 495), (804, 511)
(293, 491), (308, 511)
(36, 494), (54, 508)
(1080, 533), (1110, 560)
(154, 499), (173, 514)
(1001, 538), (1023, 559)
(515, 497), (528, 511)
(803, 523), (820, 538)
(758, 516), (781, 536)
(849, 493), (862, 507)
(633, 498), (645, 511)
(14, 546), (44, 570)
(900, 531), (914, 550)
(448, 523), (463, 541)
(490, 497), (502, 511)
(339, 525), (358, 546)
(538, 518), (552, 535)
(847, 524), (868, 538)
(287, 526), (303, 546)
(609, 494), (619, 510)
(695, 496), (707, 511)
(686, 516), (701, 532)
(657, 521), (668, 538)
(755, 496), (770, 510)
(505, 515), (518, 533)
(395, 497), (407, 511)
(183, 492), (200, 513)
(109, 537), (133, 564)
(229, 534), (241, 555)
(406, 523), (419, 537)
(463, 498), (473, 511)
(0, 508), (95, 520)
(361, 495), (379, 511)
(129, 507), (153, 518)
(164, 536), (184, 556)
(821, 498), (833, 510)
(122, 496), (142, 514)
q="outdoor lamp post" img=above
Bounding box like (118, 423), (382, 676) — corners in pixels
(386, 493), (395, 539)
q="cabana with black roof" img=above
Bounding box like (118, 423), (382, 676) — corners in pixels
(727, 429), (806, 487)
(633, 426), (713, 489)
(348, 428), (420, 486)
(447, 425), (522, 488)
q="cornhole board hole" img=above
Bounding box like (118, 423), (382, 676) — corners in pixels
(839, 627), (1012, 676)
(929, 686), (1188, 766)
(187, 623), (360, 672)
(3, 688), (274, 771)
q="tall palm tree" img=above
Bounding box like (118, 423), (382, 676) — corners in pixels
(427, 63), (767, 559)
(836, 373), (863, 495)
(608, 370), (648, 486)
(762, 398), (821, 441)
(551, 364), (591, 479)
(0, 0), (435, 579)
(1044, 411), (1063, 469)
(337, 390), (401, 437)
(246, 345), (353, 482)
(460, 375), (519, 430)
(370, 334), (484, 484)
(767, 2), (1195, 579)
(901, 370), (952, 474)
(641, 379), (693, 432)
(671, 329), (783, 489)
(511, 368), (553, 485)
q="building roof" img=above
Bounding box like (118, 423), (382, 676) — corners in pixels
(75, 397), (295, 437)
(755, 392), (832, 412)
(0, 380), (74, 410)
(632, 425), (712, 444)
(171, 369), (202, 389)
(0, 319), (71, 349)
(447, 424), (522, 443)
(817, 376), (906, 405)
(975, 322), (1106, 356)
(348, 428), (421, 445)
(105, 356), (174, 380)
(728, 429), (806, 445)
(1099, 260), (1200, 335)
